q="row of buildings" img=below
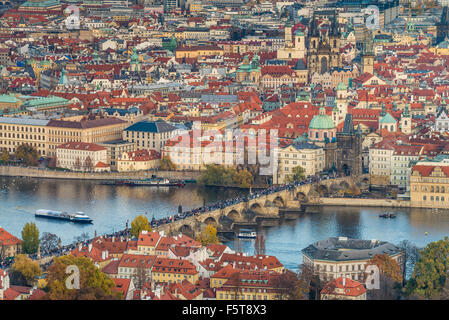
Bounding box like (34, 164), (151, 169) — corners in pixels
(0, 225), (404, 300)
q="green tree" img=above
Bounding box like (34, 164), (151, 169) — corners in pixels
(287, 165), (306, 183)
(21, 222), (40, 254)
(406, 237), (449, 299)
(198, 165), (253, 188)
(0, 148), (9, 163)
(15, 144), (39, 166)
(197, 224), (219, 245)
(130, 214), (152, 238)
(198, 164), (224, 186)
(233, 169), (253, 188)
(159, 156), (177, 171)
(11, 254), (42, 286)
(44, 255), (120, 300)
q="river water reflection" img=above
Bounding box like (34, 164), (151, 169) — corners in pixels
(1, 177), (449, 270)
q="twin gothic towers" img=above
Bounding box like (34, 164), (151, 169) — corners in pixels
(306, 14), (342, 75)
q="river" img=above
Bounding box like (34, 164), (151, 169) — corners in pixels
(1, 177), (449, 271)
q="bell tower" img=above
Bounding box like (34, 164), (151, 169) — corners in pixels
(362, 38), (374, 75)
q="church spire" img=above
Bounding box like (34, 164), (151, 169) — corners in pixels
(403, 103), (410, 118)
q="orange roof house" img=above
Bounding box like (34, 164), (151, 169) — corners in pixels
(321, 277), (367, 300)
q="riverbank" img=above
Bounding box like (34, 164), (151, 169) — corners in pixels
(307, 197), (410, 208)
(0, 165), (201, 181)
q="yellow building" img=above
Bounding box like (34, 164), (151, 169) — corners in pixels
(0, 117), (49, 156)
(410, 164), (449, 209)
(189, 1), (203, 12)
(136, 231), (162, 255)
(151, 257), (199, 285)
(175, 46), (224, 59)
(275, 142), (325, 184)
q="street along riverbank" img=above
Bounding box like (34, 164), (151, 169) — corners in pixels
(0, 165), (201, 181)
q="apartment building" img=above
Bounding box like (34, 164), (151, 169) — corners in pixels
(275, 142), (325, 184)
(302, 237), (405, 283)
(215, 269), (286, 300)
(123, 120), (179, 153)
(117, 254), (157, 280)
(55, 142), (109, 172)
(369, 139), (395, 185)
(410, 161), (449, 209)
(390, 145), (422, 190)
(151, 257), (199, 285)
(46, 117), (127, 157)
(0, 117), (49, 156)
(116, 149), (160, 172)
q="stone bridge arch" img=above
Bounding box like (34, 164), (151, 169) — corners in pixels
(316, 184), (329, 195)
(227, 209), (241, 221)
(249, 202), (264, 214)
(272, 196), (285, 208)
(264, 199), (274, 207)
(203, 216), (218, 227)
(340, 181), (350, 190)
(178, 224), (194, 238)
(296, 191), (308, 202)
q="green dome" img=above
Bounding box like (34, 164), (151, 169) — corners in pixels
(309, 109), (335, 130)
(337, 82), (347, 90)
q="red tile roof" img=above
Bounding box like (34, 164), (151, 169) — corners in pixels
(321, 277), (367, 297)
(57, 142), (107, 152)
(137, 231), (161, 247)
(0, 228), (21, 247)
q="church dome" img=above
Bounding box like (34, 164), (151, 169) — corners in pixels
(309, 108), (335, 130)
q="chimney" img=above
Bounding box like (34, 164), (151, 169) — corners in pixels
(342, 277), (346, 287)
(88, 243), (92, 253)
(78, 243), (82, 251)
(112, 236), (115, 242)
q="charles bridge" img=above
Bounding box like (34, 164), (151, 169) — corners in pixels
(155, 175), (370, 238)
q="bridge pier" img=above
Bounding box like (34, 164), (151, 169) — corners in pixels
(255, 216), (280, 227)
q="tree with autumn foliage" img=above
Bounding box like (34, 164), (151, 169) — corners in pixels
(11, 254), (42, 286)
(405, 237), (449, 299)
(272, 270), (303, 300)
(197, 224), (219, 246)
(364, 254), (403, 300)
(159, 156), (177, 171)
(44, 255), (120, 300)
(130, 214), (152, 238)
